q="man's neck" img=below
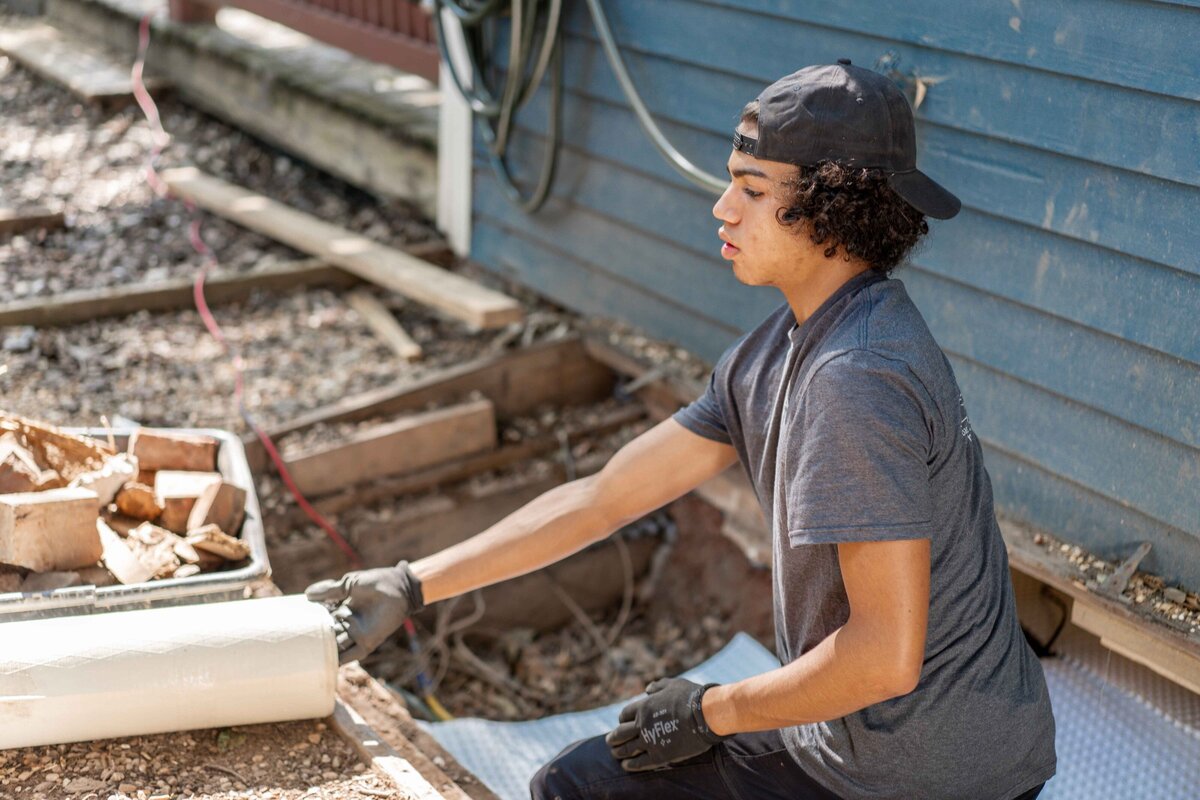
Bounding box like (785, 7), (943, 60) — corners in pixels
(780, 260), (873, 325)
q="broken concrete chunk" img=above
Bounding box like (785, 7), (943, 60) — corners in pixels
(69, 452), (138, 507)
(114, 482), (163, 520)
(0, 413), (114, 482)
(155, 470), (223, 533)
(98, 519), (154, 585)
(173, 563), (201, 578)
(129, 428), (218, 472)
(0, 487), (101, 572)
(1163, 587), (1187, 604)
(126, 522), (183, 579)
(20, 570), (81, 592)
(186, 480), (246, 535)
(186, 524), (250, 562)
(0, 432), (62, 493)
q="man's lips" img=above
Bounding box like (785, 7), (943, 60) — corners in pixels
(719, 231), (739, 259)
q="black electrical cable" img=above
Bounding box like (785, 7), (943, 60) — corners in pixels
(434, 0), (726, 213)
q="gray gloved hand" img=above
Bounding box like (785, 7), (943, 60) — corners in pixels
(605, 678), (728, 772)
(304, 561), (425, 665)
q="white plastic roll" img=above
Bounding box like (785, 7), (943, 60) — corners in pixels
(0, 595), (338, 750)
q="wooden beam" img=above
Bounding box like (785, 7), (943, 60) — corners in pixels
(331, 699), (451, 800)
(0, 259), (357, 328)
(0, 22), (167, 105)
(337, 664), (496, 800)
(582, 336), (705, 420)
(283, 399), (497, 497)
(346, 289), (423, 362)
(161, 167), (523, 328)
(245, 336), (616, 472)
(0, 206), (65, 237)
(1002, 518), (1200, 690)
(310, 403), (646, 515)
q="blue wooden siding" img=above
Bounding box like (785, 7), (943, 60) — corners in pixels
(469, 0), (1200, 587)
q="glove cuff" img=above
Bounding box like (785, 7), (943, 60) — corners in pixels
(691, 683), (730, 745)
(395, 560), (426, 613)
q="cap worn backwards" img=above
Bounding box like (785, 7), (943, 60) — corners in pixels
(733, 59), (961, 220)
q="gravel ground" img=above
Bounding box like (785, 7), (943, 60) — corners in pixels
(0, 720), (400, 800)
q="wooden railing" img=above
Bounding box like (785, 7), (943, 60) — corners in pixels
(168, 0), (439, 81)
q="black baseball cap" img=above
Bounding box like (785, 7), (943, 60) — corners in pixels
(733, 59), (961, 220)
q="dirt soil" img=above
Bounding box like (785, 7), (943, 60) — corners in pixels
(0, 720), (400, 800)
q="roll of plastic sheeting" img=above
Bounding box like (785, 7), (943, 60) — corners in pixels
(0, 595), (338, 750)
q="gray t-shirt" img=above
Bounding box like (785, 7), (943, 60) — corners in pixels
(675, 271), (1056, 800)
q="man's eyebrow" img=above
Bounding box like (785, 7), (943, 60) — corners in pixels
(726, 165), (769, 179)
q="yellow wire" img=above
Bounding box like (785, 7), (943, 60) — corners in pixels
(424, 694), (455, 721)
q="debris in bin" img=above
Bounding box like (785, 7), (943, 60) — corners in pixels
(154, 470), (223, 533)
(0, 410), (253, 591)
(0, 486), (102, 572)
(115, 481), (164, 520)
(129, 428), (219, 472)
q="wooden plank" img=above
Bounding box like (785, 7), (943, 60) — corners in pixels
(955, 357), (1200, 535)
(337, 664), (496, 800)
(1003, 519), (1200, 675)
(244, 336), (615, 472)
(555, 6), (1200, 186)
(472, 219), (738, 364)
(0, 259), (357, 328)
(311, 403), (646, 515)
(1071, 601), (1200, 695)
(905, 269), (1200, 448)
(913, 211), (1200, 365)
(331, 699), (450, 800)
(0, 22), (167, 104)
(0, 206), (65, 237)
(284, 399), (496, 497)
(160, 167), (523, 328)
(346, 289), (423, 362)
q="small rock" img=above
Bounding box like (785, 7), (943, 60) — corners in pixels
(307, 733), (321, 745)
(3, 327), (36, 353)
(118, 783), (137, 793)
(1163, 587), (1187, 604)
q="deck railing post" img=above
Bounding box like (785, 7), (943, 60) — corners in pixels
(168, 0), (219, 24)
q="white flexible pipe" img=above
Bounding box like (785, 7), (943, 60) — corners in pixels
(0, 595), (338, 750)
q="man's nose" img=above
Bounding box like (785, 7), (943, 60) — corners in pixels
(713, 184), (737, 223)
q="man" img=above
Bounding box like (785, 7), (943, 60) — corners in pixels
(306, 61), (1056, 799)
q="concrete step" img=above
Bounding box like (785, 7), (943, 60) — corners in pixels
(40, 0), (439, 217)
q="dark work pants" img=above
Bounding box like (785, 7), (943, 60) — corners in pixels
(529, 731), (1046, 800)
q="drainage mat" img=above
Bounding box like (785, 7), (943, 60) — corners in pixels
(419, 633), (1200, 800)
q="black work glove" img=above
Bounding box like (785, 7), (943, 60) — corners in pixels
(605, 678), (729, 772)
(304, 561), (425, 665)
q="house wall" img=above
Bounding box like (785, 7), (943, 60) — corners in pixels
(468, 0), (1200, 587)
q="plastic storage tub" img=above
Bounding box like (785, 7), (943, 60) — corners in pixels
(0, 427), (270, 621)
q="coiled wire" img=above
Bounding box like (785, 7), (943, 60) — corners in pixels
(434, 0), (726, 213)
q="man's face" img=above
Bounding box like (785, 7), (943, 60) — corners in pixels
(712, 122), (815, 287)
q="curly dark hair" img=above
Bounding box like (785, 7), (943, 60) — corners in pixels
(741, 101), (928, 274)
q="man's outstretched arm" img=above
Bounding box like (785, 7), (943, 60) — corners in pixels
(308, 419), (737, 662)
(412, 418), (738, 603)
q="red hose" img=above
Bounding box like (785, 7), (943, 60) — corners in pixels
(133, 11), (362, 570)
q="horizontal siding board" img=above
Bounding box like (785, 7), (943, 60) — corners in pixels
(473, 167), (776, 333)
(570, 0), (1200, 100)
(509, 54), (1199, 272)
(905, 270), (1200, 448)
(953, 356), (1199, 533)
(985, 446), (1200, 589)
(559, 9), (1200, 186)
(914, 210), (1200, 364)
(472, 217), (738, 361)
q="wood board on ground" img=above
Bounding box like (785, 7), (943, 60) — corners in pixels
(244, 336), (616, 472)
(160, 167), (523, 328)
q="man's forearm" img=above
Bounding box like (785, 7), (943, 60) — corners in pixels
(409, 475), (618, 604)
(702, 620), (920, 735)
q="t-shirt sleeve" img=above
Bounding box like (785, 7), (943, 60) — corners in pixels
(673, 360), (734, 445)
(786, 350), (936, 546)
